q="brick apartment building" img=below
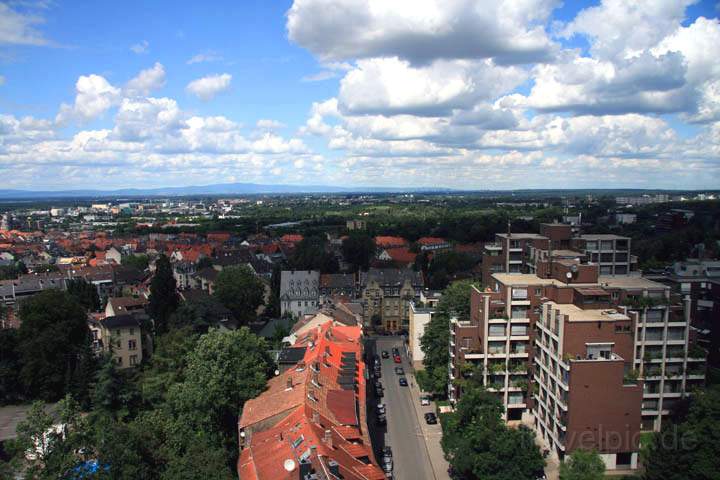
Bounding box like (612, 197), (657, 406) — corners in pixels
(237, 319), (385, 480)
(452, 224), (706, 472)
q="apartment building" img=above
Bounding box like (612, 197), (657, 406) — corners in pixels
(280, 270), (320, 319)
(89, 314), (146, 368)
(238, 320), (384, 480)
(572, 234), (635, 276)
(359, 268), (423, 332)
(451, 254), (706, 470)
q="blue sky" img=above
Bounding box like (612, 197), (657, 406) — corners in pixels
(1, 0), (719, 190)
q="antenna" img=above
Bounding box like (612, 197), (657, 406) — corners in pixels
(283, 459), (296, 472)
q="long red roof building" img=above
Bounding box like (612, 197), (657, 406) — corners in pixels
(238, 320), (384, 480)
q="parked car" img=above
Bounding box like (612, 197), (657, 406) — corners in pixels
(382, 446), (393, 462)
(376, 413), (387, 425)
(398, 377), (408, 387)
(393, 355), (401, 364)
(420, 395), (431, 406)
(376, 403), (386, 415)
(376, 387), (384, 397)
(374, 368), (382, 378)
(381, 350), (389, 359)
(424, 412), (438, 424)
(394, 366), (404, 375)
(382, 447), (393, 476)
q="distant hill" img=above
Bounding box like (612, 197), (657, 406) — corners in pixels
(0, 182), (454, 199)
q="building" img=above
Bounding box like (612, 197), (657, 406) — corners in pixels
(450, 256), (706, 471)
(105, 296), (148, 317)
(360, 268), (423, 332)
(346, 219), (366, 231)
(238, 320), (385, 480)
(409, 302), (434, 369)
(280, 270), (320, 319)
(89, 314), (147, 369)
(615, 213), (637, 225)
(319, 273), (357, 300)
(573, 234), (634, 276)
(417, 237), (450, 252)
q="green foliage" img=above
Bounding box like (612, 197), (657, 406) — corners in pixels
(289, 235), (338, 273)
(0, 261), (27, 280)
(213, 265), (265, 326)
(441, 386), (545, 479)
(148, 255), (179, 334)
(559, 449), (605, 480)
(420, 280), (475, 395)
(643, 386), (720, 480)
(66, 278), (101, 312)
(196, 256), (214, 271)
(0, 327), (23, 403)
(170, 295), (234, 333)
(341, 233), (375, 272)
(427, 251), (476, 290)
(122, 254), (150, 271)
(18, 289), (94, 401)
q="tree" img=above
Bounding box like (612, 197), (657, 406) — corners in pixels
(420, 280), (474, 394)
(442, 386), (545, 480)
(560, 449), (605, 480)
(0, 327), (23, 403)
(289, 236), (338, 273)
(170, 295), (235, 333)
(167, 328), (273, 468)
(122, 254), (149, 271)
(66, 278), (101, 312)
(213, 265), (265, 326)
(196, 256), (213, 271)
(18, 290), (94, 401)
(643, 386), (720, 480)
(342, 233), (376, 272)
(148, 255), (179, 335)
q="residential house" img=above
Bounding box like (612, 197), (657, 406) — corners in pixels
(280, 270), (320, 319)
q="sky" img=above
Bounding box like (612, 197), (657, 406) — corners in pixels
(1, 0), (719, 191)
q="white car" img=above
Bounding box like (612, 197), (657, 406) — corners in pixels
(420, 395), (431, 406)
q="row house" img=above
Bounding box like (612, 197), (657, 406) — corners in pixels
(360, 268), (424, 332)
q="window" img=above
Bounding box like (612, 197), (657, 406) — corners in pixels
(116, 329), (121, 336)
(116, 357), (122, 366)
(129, 328), (135, 335)
(600, 266), (613, 275)
(129, 355), (138, 366)
(535, 288), (542, 296)
(586, 241), (598, 250)
(128, 339), (137, 350)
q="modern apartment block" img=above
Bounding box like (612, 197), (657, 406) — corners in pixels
(451, 234), (706, 471)
(480, 223), (637, 286)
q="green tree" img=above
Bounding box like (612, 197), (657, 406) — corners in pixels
(66, 278), (101, 312)
(170, 295), (235, 333)
(442, 386), (545, 480)
(197, 256), (213, 271)
(213, 265), (265, 326)
(420, 280), (474, 394)
(18, 290), (93, 401)
(643, 386), (720, 480)
(290, 235), (338, 273)
(122, 254), (149, 271)
(560, 449), (605, 480)
(0, 327), (23, 403)
(167, 328), (272, 468)
(342, 233), (376, 272)
(148, 255), (179, 335)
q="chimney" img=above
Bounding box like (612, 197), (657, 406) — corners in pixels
(312, 410), (320, 424)
(286, 377), (293, 390)
(323, 429), (333, 449)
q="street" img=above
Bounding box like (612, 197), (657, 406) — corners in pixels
(366, 336), (438, 480)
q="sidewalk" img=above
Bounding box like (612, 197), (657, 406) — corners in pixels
(407, 373), (451, 480)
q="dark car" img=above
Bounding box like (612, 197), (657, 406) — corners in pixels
(382, 446), (393, 461)
(398, 377), (408, 387)
(424, 412), (437, 424)
(376, 387), (384, 397)
(375, 380), (383, 389)
(374, 368), (382, 378)
(394, 366), (404, 375)
(376, 413), (387, 425)
(381, 350), (389, 359)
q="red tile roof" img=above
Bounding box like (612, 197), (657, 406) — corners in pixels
(281, 234), (304, 244)
(373, 236), (407, 248)
(238, 320), (383, 480)
(417, 236), (447, 245)
(384, 247), (417, 264)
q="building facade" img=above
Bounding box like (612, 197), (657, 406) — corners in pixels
(280, 270), (320, 319)
(360, 268), (423, 332)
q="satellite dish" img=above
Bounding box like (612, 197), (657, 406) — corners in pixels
(283, 459), (296, 472)
(275, 369), (280, 376)
(570, 264), (578, 273)
(566, 272), (573, 279)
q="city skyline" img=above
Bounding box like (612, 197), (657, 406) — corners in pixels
(1, 0), (720, 190)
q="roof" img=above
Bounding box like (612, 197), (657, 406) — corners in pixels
(417, 237), (447, 245)
(278, 346), (308, 364)
(579, 234), (630, 240)
(101, 314), (141, 329)
(546, 302), (630, 322)
(383, 247), (417, 264)
(107, 296), (148, 313)
(598, 275), (669, 291)
(281, 234), (304, 244)
(360, 268), (423, 287)
(491, 273), (568, 287)
(320, 273), (355, 289)
(373, 236), (408, 247)
(574, 287), (610, 297)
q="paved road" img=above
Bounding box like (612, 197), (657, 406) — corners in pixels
(367, 336), (436, 480)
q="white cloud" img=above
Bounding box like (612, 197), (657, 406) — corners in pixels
(186, 73), (232, 101)
(55, 74), (122, 124)
(256, 119), (286, 129)
(187, 51), (223, 64)
(130, 40), (149, 54)
(125, 62), (166, 97)
(0, 3), (48, 46)
(0, 75), (5, 86)
(338, 57), (526, 116)
(287, 0), (559, 65)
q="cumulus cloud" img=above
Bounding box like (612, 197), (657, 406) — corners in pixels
(55, 74), (122, 124)
(256, 119), (286, 129)
(287, 0), (559, 65)
(186, 73), (232, 101)
(130, 40), (149, 54)
(125, 62), (166, 97)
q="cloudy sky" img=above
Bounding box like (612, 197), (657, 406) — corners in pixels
(1, 0), (719, 190)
